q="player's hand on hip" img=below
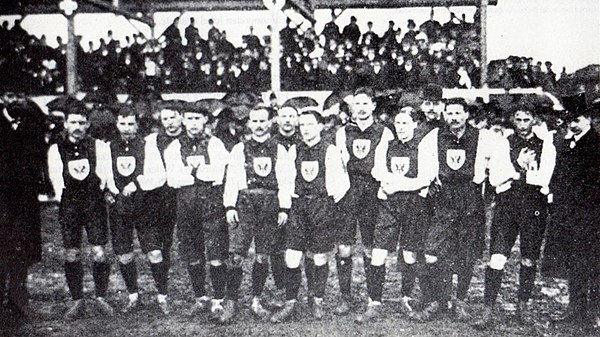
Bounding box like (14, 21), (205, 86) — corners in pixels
(104, 191), (116, 205)
(226, 209), (239, 227)
(122, 182), (137, 197)
(277, 212), (288, 226)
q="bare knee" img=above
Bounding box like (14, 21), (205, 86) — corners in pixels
(208, 259), (224, 267)
(147, 250), (163, 264)
(91, 246), (106, 263)
(285, 250), (303, 269)
(118, 252), (136, 265)
(371, 248), (388, 266)
(65, 249), (81, 262)
(313, 253), (329, 267)
(402, 250), (417, 265)
(337, 245), (352, 258)
(489, 254), (507, 270)
(521, 258), (536, 268)
(424, 254), (438, 264)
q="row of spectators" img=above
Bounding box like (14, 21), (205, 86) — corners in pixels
(0, 11), (561, 95)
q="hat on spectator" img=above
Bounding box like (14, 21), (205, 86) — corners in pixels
(560, 92), (589, 120)
(47, 95), (78, 113)
(421, 83), (443, 101)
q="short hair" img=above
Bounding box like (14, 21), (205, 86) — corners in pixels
(511, 101), (537, 117)
(64, 100), (89, 119)
(299, 110), (324, 124)
(353, 87), (375, 99)
(445, 97), (468, 108)
(393, 105), (421, 122)
(117, 106), (137, 119)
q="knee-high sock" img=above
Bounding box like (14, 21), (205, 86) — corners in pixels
(518, 265), (537, 302)
(305, 258), (315, 295)
(226, 267), (243, 300)
(457, 264), (474, 301)
(92, 262), (111, 298)
(65, 261), (84, 300)
(0, 263), (7, 306)
(119, 262), (139, 294)
(425, 263), (443, 304)
(437, 263), (452, 306)
(285, 267), (301, 301)
(363, 254), (373, 299)
(209, 265), (227, 300)
(368, 265), (385, 303)
(271, 252), (286, 290)
(7, 263), (28, 313)
(483, 267), (503, 306)
(187, 263), (206, 298)
(313, 264), (329, 299)
(336, 255), (353, 298)
(401, 263), (417, 297)
(150, 261), (168, 295)
(252, 261), (269, 297)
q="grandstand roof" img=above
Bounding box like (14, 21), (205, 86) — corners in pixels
(0, 0), (497, 15)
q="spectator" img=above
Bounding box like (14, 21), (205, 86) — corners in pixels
(185, 17), (199, 46)
(322, 10), (341, 43)
(361, 21), (379, 47)
(342, 16), (361, 47)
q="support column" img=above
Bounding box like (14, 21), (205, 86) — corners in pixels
(66, 14), (77, 95)
(269, 3), (282, 93)
(479, 0), (488, 88)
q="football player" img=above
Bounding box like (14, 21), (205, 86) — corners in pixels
(411, 97), (491, 322)
(334, 87), (394, 315)
(164, 105), (229, 317)
(222, 106), (293, 323)
(105, 107), (171, 314)
(47, 100), (116, 320)
(474, 102), (555, 328)
(270, 109), (349, 322)
(356, 106), (435, 323)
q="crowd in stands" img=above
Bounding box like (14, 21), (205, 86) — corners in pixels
(0, 10), (560, 95)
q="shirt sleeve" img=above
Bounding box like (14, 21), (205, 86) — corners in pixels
(325, 144), (350, 202)
(196, 137), (229, 185)
(526, 135), (556, 193)
(487, 134), (519, 193)
(96, 140), (118, 194)
(137, 134), (167, 191)
(223, 142), (246, 208)
(47, 144), (64, 201)
(275, 144), (294, 209)
(335, 127), (350, 167)
(164, 139), (194, 188)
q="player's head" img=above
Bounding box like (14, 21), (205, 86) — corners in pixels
(64, 100), (90, 142)
(420, 83), (444, 121)
(116, 106), (138, 141)
(276, 106), (298, 135)
(443, 97), (469, 130)
(182, 106), (210, 138)
(393, 106), (420, 141)
(511, 102), (536, 139)
(159, 106), (183, 136)
(248, 106), (274, 138)
(298, 110), (324, 144)
(352, 87), (376, 121)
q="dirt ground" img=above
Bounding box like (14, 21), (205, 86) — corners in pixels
(1, 204), (595, 337)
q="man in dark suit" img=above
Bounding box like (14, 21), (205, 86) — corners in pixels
(0, 97), (48, 327)
(544, 94), (600, 331)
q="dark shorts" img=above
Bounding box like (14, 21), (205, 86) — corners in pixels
(176, 184), (225, 263)
(424, 181), (485, 269)
(490, 185), (548, 260)
(145, 186), (177, 256)
(335, 175), (379, 247)
(229, 189), (278, 257)
(374, 192), (428, 252)
(60, 189), (108, 249)
(287, 195), (336, 254)
(109, 192), (161, 255)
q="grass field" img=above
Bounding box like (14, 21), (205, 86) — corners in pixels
(2, 203), (595, 337)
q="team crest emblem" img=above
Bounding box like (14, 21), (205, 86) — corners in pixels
(390, 157), (410, 176)
(352, 139), (371, 159)
(116, 156), (136, 177)
(186, 155), (205, 168)
(446, 149), (466, 171)
(301, 161), (319, 182)
(253, 157), (272, 177)
(67, 159), (90, 181)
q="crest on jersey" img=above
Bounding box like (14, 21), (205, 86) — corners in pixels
(301, 161), (319, 182)
(352, 139), (371, 159)
(390, 157), (410, 176)
(446, 149), (466, 171)
(186, 155), (205, 168)
(68, 159), (90, 181)
(253, 157), (272, 177)
(116, 156), (136, 177)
